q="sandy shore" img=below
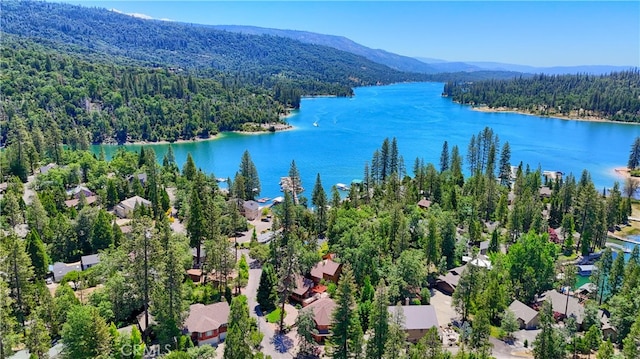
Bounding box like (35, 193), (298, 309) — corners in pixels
(470, 106), (634, 124)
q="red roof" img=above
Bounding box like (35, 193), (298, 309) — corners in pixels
(312, 285), (327, 294)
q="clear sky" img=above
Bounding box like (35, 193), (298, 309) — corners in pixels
(59, 1), (639, 67)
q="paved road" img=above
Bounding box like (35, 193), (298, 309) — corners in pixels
(244, 251), (297, 358)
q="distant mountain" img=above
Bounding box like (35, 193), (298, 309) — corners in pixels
(1, 1), (426, 97)
(416, 57), (634, 75)
(212, 25), (438, 74)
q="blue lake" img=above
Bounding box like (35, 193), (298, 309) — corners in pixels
(95, 82), (640, 200)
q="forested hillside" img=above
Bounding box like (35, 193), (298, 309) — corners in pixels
(442, 70), (640, 122)
(0, 37), (287, 145)
(1, 1), (425, 96)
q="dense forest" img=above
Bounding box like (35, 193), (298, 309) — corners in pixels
(1, 1), (427, 96)
(1, 124), (639, 359)
(443, 70), (640, 122)
(0, 36), (293, 145)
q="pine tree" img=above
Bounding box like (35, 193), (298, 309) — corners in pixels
(257, 263), (278, 313)
(384, 304), (407, 359)
(239, 150), (260, 200)
(187, 179), (206, 267)
(26, 306), (50, 359)
(312, 173), (329, 236)
(91, 210), (114, 251)
(26, 195), (49, 238)
(533, 301), (566, 359)
(329, 264), (361, 359)
(439, 141), (449, 173)
(296, 309), (318, 358)
(25, 229), (49, 279)
(182, 153), (197, 181)
(0, 278), (18, 359)
(498, 142), (512, 186)
(1, 233), (35, 329)
(366, 282), (389, 359)
(224, 295), (253, 359)
(628, 136), (640, 170)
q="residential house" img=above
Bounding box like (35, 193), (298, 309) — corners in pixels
(242, 200), (260, 221)
(290, 274), (315, 305)
(539, 186), (552, 199)
(435, 265), (466, 295)
(479, 241), (489, 255)
(387, 305), (439, 343)
(577, 265), (595, 277)
(538, 290), (585, 328)
(417, 198), (432, 210)
(184, 302), (231, 346)
(508, 300), (540, 329)
(81, 254), (100, 271)
(304, 297), (337, 342)
(310, 258), (342, 284)
(599, 310), (617, 341)
(187, 269), (203, 283)
(127, 173), (148, 186)
(115, 196), (152, 218)
(65, 195), (98, 209)
(39, 163), (57, 175)
(137, 312), (157, 337)
(66, 185), (94, 199)
(51, 261), (82, 282)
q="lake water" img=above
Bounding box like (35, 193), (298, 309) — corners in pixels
(96, 82), (640, 200)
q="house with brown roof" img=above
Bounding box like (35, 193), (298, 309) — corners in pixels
(184, 301), (230, 346)
(538, 290), (585, 328)
(417, 198), (432, 210)
(387, 305), (439, 343)
(508, 300), (540, 329)
(65, 195), (99, 208)
(304, 297), (337, 342)
(291, 274), (315, 304)
(310, 258), (342, 284)
(435, 265), (466, 295)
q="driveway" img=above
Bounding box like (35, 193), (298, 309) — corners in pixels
(244, 254), (297, 358)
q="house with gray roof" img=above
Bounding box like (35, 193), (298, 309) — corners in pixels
(81, 254), (100, 271)
(242, 200), (260, 220)
(538, 290), (585, 328)
(115, 196), (152, 218)
(51, 261), (82, 282)
(508, 300), (540, 329)
(388, 305), (440, 343)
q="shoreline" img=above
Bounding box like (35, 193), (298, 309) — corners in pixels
(104, 123), (295, 146)
(470, 105), (637, 124)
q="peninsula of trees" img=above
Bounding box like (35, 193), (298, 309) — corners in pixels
(442, 70), (640, 122)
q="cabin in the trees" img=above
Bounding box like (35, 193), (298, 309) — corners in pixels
(242, 200), (260, 220)
(127, 173), (148, 186)
(310, 258), (342, 284)
(66, 185), (94, 199)
(435, 265), (466, 295)
(387, 305), (440, 343)
(417, 198), (432, 210)
(508, 300), (540, 329)
(51, 261), (82, 282)
(538, 290), (585, 329)
(115, 195), (152, 218)
(539, 186), (552, 199)
(81, 254), (100, 271)
(304, 297), (337, 343)
(184, 302), (230, 346)
(479, 241), (489, 255)
(291, 274), (316, 305)
(65, 195), (99, 209)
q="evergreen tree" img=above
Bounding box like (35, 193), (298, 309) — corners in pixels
(533, 301), (566, 359)
(62, 305), (112, 359)
(439, 141), (449, 173)
(500, 309), (519, 341)
(91, 210), (114, 251)
(628, 137), (640, 170)
(1, 233), (35, 328)
(182, 153), (197, 181)
(0, 278), (18, 359)
(296, 308), (319, 358)
(498, 142), (512, 186)
(106, 179), (119, 208)
(409, 327), (443, 359)
(384, 304), (407, 359)
(26, 307), (50, 359)
(256, 263), (278, 313)
(366, 282), (389, 359)
(223, 295), (253, 359)
(312, 173), (329, 236)
(187, 179), (206, 267)
(609, 252), (625, 296)
(25, 229), (49, 279)
(239, 150), (260, 200)
(469, 309), (492, 356)
(26, 195), (49, 238)
(450, 145), (464, 187)
(329, 264), (361, 359)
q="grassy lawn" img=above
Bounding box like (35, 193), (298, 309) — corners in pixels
(266, 308), (286, 323)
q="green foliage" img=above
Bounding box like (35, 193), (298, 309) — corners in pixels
(444, 70), (640, 122)
(257, 263), (278, 313)
(533, 301), (567, 359)
(296, 308), (318, 358)
(25, 229), (49, 278)
(61, 305), (112, 359)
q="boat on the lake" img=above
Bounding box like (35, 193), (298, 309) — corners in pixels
(336, 183), (349, 191)
(257, 197), (270, 203)
(216, 178), (227, 182)
(313, 121), (319, 127)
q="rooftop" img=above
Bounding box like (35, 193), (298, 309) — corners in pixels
(184, 301), (230, 333)
(305, 297), (337, 327)
(387, 305), (439, 331)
